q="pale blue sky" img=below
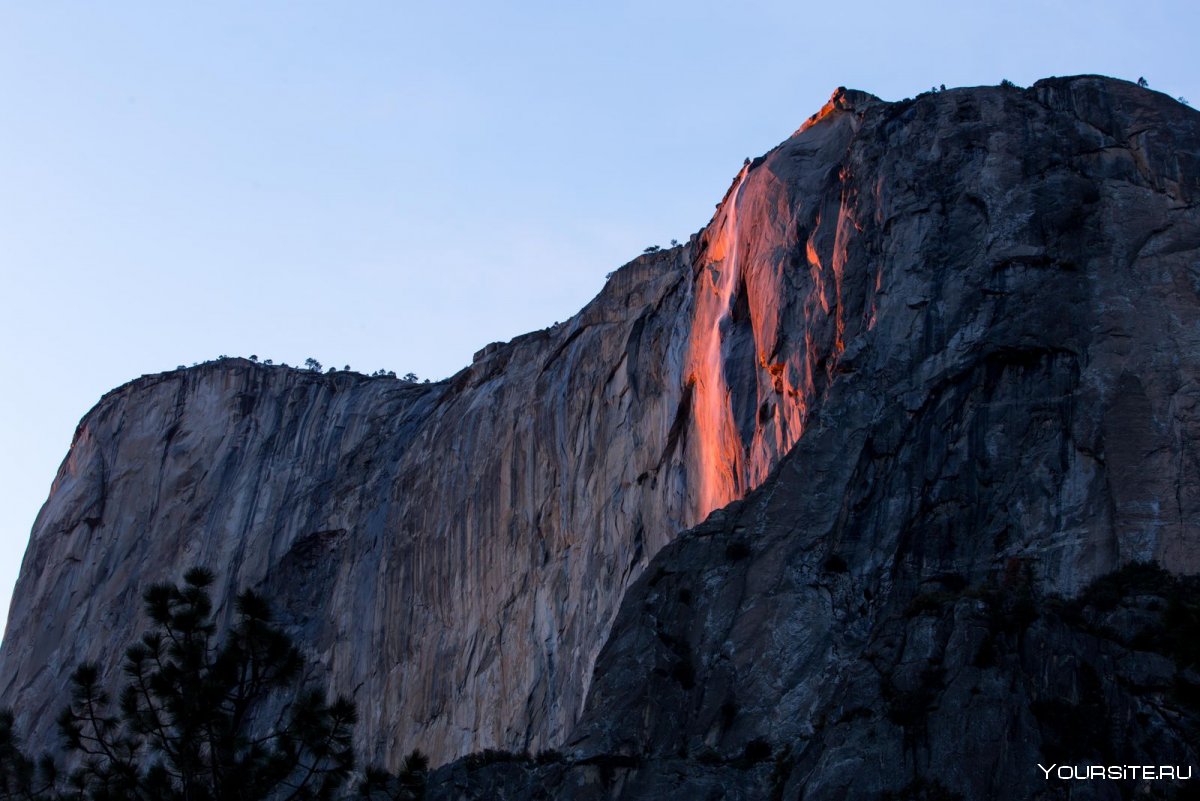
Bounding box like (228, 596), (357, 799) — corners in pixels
(2, 1), (1198, 632)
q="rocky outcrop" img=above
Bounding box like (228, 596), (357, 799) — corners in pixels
(423, 75), (1200, 798)
(4, 75), (1200, 798)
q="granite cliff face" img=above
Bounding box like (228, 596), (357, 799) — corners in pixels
(5, 75), (1200, 797)
(426, 76), (1200, 799)
(1, 88), (866, 766)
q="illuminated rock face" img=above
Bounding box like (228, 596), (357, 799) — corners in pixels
(684, 89), (874, 520)
(4, 76), (1200, 790)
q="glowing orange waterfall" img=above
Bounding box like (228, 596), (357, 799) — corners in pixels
(683, 170), (854, 521)
(680, 94), (868, 524)
(687, 167), (749, 519)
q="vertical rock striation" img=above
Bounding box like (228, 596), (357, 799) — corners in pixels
(4, 76), (1200, 794)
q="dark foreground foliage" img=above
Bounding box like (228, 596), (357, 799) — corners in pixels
(0, 568), (424, 801)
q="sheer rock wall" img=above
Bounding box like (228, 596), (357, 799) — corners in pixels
(4, 77), (1199, 793)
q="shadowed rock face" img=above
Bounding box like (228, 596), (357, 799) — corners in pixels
(424, 76), (1200, 799)
(5, 75), (1200, 795)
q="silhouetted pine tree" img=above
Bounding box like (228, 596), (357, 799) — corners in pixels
(357, 750), (428, 801)
(0, 710), (57, 799)
(0, 567), (395, 801)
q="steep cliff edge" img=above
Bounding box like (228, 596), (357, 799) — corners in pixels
(0, 88), (871, 766)
(424, 76), (1200, 799)
(5, 75), (1200, 794)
